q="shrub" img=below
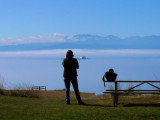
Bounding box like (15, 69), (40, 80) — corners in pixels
(0, 74), (5, 95)
(9, 90), (39, 98)
(0, 89), (5, 95)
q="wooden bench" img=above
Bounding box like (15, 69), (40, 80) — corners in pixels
(103, 80), (160, 107)
(32, 86), (46, 91)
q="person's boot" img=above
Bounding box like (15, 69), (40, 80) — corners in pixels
(78, 101), (86, 105)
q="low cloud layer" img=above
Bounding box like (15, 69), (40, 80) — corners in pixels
(0, 33), (77, 45)
(0, 49), (160, 57)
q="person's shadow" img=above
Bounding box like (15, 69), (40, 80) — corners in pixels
(73, 103), (113, 107)
(72, 103), (160, 107)
(123, 103), (160, 107)
(84, 104), (113, 107)
(85, 103), (160, 107)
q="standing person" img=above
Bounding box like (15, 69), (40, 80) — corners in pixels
(62, 50), (85, 105)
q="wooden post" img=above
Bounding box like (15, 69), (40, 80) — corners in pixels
(114, 81), (119, 107)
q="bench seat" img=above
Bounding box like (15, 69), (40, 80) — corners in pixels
(106, 90), (160, 91)
(103, 91), (160, 94)
(32, 86), (46, 91)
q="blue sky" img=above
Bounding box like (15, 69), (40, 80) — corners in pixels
(0, 0), (160, 39)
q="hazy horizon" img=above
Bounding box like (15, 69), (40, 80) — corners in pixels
(0, 49), (160, 94)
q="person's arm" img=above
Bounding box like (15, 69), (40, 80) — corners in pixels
(62, 59), (67, 67)
(102, 73), (107, 81)
(102, 76), (105, 81)
(62, 60), (65, 67)
(75, 59), (79, 69)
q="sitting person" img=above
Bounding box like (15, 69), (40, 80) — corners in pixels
(102, 68), (117, 82)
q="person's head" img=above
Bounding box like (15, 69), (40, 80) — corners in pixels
(66, 50), (74, 58)
(109, 68), (114, 73)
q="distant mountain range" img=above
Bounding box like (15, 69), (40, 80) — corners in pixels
(0, 34), (160, 51)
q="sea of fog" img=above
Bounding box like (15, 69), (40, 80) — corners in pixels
(0, 49), (160, 95)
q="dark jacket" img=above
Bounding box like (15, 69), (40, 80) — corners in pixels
(103, 72), (117, 82)
(62, 58), (79, 78)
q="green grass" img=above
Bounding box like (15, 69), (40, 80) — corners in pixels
(0, 94), (160, 120)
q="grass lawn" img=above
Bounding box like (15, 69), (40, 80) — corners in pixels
(0, 91), (160, 120)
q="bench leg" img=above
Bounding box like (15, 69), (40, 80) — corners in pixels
(113, 94), (119, 107)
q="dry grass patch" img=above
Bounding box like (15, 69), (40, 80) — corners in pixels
(38, 90), (97, 100)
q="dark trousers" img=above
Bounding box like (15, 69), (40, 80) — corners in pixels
(64, 77), (82, 104)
